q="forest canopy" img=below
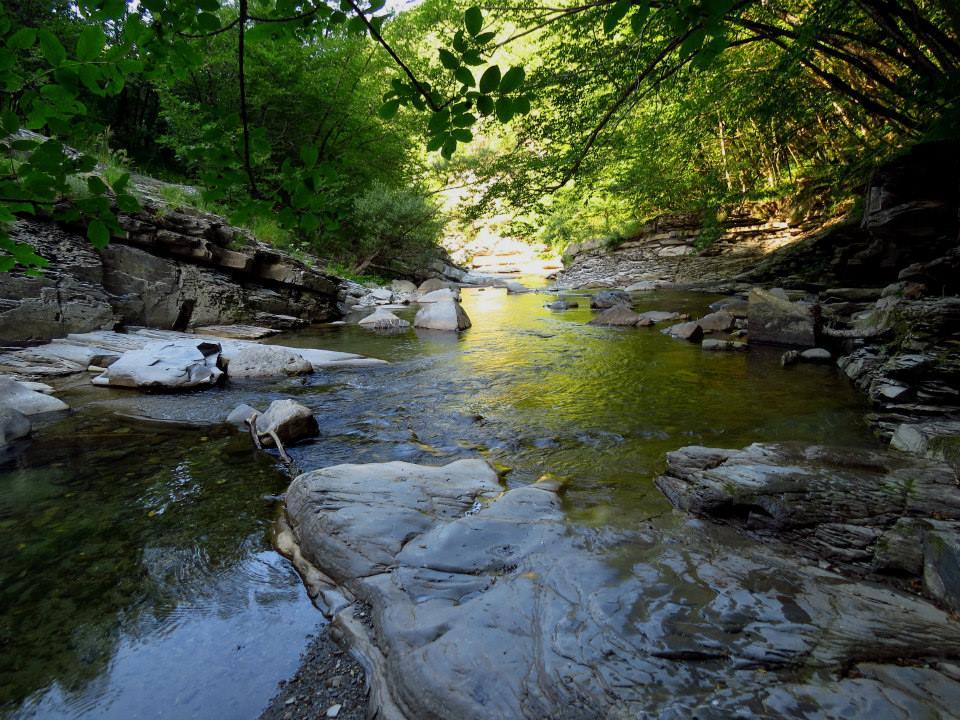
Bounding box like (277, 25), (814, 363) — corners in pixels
(1, 0), (958, 272)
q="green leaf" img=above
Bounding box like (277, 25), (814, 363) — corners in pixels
(474, 31), (496, 44)
(300, 144), (319, 168)
(116, 193), (140, 212)
(347, 15), (367, 35)
(38, 29), (66, 67)
(87, 220), (110, 249)
(479, 65), (501, 94)
(441, 137), (456, 159)
(196, 12), (221, 32)
(96, 0), (126, 20)
(476, 94), (494, 116)
(514, 96), (531, 114)
(679, 28), (706, 59)
(464, 6), (483, 36)
(87, 176), (109, 195)
(630, 2), (651, 34)
(451, 128), (472, 143)
(378, 99), (400, 120)
(197, 0), (219, 9)
(452, 113), (476, 127)
(426, 134), (445, 152)
(76, 26), (106, 61)
(452, 30), (468, 53)
(603, 0), (631, 34)
(7, 28), (36, 50)
(454, 66), (474, 87)
(495, 96), (514, 122)
(462, 50), (482, 66)
(438, 48), (459, 70)
(499, 66), (525, 94)
(428, 110), (449, 134)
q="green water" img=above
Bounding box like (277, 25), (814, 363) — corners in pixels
(0, 287), (878, 718)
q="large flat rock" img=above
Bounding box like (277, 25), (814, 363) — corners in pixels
(284, 459), (960, 719)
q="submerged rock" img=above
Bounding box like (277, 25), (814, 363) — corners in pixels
(0, 408), (31, 445)
(748, 288), (816, 346)
(0, 377), (70, 414)
(91, 339), (223, 389)
(636, 310), (686, 325)
(284, 458), (960, 720)
(544, 299), (578, 311)
(414, 301), (472, 331)
(701, 339), (747, 351)
(588, 305), (641, 326)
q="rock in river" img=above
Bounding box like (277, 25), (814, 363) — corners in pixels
(662, 320), (704, 342)
(588, 305), (641, 326)
(414, 300), (471, 331)
(590, 289), (631, 309)
(91, 339), (223, 389)
(417, 288), (460, 303)
(0, 407), (31, 445)
(0, 377), (70, 414)
(358, 309), (409, 330)
(695, 310), (735, 333)
(256, 399), (319, 447)
(748, 288), (816, 346)
(219, 343), (313, 378)
(283, 458), (960, 719)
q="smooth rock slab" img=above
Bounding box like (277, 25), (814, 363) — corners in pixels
(416, 288), (459, 303)
(358, 309), (409, 330)
(284, 459), (960, 720)
(91, 339), (222, 389)
(0, 407), (31, 445)
(0, 378), (70, 414)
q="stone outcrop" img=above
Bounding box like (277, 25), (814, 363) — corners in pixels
(0, 407), (30, 446)
(91, 338), (223, 389)
(657, 443), (960, 601)
(1, 207), (341, 343)
(282, 458), (960, 720)
(748, 288), (816, 346)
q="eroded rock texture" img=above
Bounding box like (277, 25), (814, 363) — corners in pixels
(284, 459), (960, 720)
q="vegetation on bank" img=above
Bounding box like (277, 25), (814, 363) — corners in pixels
(1, 0), (958, 273)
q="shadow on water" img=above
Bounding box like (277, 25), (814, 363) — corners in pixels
(0, 286), (878, 718)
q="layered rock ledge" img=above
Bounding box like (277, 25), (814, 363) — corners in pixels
(282, 458), (960, 719)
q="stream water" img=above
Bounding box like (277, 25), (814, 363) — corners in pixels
(0, 287), (879, 719)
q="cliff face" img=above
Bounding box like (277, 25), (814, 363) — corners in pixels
(0, 202), (341, 344)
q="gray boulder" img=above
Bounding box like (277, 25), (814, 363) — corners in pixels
(588, 305), (641, 326)
(0, 377), (70, 414)
(256, 399), (319, 446)
(701, 339), (747, 351)
(226, 403), (258, 429)
(219, 343), (313, 378)
(748, 288), (816, 346)
(91, 339), (223, 389)
(0, 407), (31, 445)
(358, 309), (409, 330)
(636, 310), (686, 325)
(544, 299), (578, 311)
(801, 347), (832, 362)
(391, 279), (418, 295)
(662, 321), (703, 342)
(924, 529), (960, 613)
(590, 290), (631, 309)
(696, 310), (735, 333)
(623, 280), (659, 292)
(417, 288), (460, 303)
(417, 278), (454, 295)
(414, 301), (472, 331)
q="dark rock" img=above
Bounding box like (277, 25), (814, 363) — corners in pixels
(924, 528), (960, 613)
(590, 290), (631, 309)
(701, 339), (747, 351)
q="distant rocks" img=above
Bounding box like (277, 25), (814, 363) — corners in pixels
(635, 310), (686, 325)
(623, 280), (659, 292)
(414, 301), (472, 331)
(544, 299), (578, 311)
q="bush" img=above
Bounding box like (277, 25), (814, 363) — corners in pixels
(349, 182), (445, 274)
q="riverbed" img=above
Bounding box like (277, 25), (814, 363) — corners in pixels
(0, 287), (878, 718)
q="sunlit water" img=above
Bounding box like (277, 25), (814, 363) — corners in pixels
(0, 286), (878, 718)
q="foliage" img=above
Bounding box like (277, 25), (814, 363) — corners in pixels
(349, 181), (445, 274)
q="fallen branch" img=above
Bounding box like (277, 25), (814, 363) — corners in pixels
(246, 412), (263, 450)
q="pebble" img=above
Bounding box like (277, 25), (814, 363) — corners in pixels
(326, 704), (342, 718)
